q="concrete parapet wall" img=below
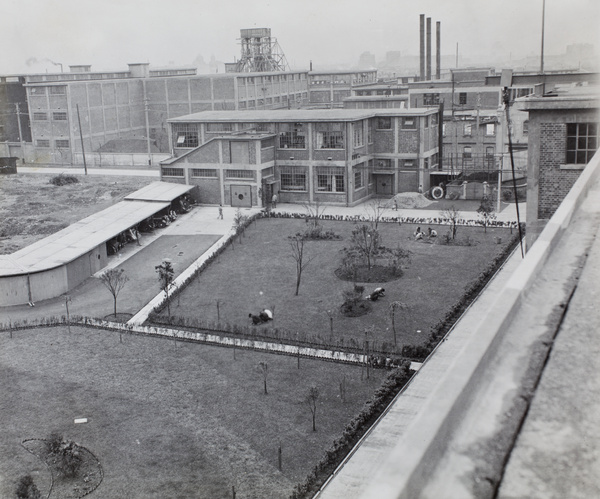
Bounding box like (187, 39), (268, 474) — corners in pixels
(356, 150), (600, 498)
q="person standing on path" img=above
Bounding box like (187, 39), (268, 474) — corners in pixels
(218, 204), (223, 219)
(271, 193), (278, 208)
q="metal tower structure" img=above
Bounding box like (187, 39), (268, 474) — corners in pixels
(233, 28), (290, 72)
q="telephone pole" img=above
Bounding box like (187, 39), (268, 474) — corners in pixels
(15, 103), (25, 163)
(76, 104), (88, 175)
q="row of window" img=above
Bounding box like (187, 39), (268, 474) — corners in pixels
(36, 139), (69, 148)
(32, 111), (68, 121)
(162, 168), (260, 180)
(29, 86), (67, 96)
(242, 74), (305, 84)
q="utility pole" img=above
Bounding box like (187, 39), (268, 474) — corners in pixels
(540, 0), (546, 74)
(76, 104), (88, 175)
(15, 103), (25, 163)
(142, 80), (152, 167)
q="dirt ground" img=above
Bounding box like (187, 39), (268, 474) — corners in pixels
(0, 173), (154, 254)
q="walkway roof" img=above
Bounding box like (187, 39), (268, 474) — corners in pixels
(124, 181), (194, 202)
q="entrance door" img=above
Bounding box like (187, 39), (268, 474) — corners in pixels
(230, 185), (252, 207)
(375, 174), (393, 195)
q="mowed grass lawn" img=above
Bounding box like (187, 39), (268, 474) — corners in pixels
(162, 218), (514, 350)
(0, 326), (385, 498)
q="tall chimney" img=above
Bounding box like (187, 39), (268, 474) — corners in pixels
(426, 17), (432, 81)
(420, 14), (425, 81)
(436, 21), (441, 79)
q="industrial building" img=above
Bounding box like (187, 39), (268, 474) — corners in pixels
(159, 108), (440, 207)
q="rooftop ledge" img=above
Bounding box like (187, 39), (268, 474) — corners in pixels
(317, 149), (600, 498)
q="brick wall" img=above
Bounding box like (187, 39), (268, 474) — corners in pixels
(398, 130), (419, 153)
(538, 123), (582, 218)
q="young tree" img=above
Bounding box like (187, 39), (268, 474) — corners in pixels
(304, 386), (320, 431)
(364, 198), (388, 231)
(99, 268), (129, 318)
(155, 259), (175, 320)
(477, 196), (497, 233)
(15, 475), (41, 499)
(440, 206), (461, 240)
(233, 209), (248, 244)
(350, 224), (381, 270)
(302, 201), (326, 229)
(389, 301), (408, 346)
(289, 235), (315, 296)
(258, 361), (269, 394)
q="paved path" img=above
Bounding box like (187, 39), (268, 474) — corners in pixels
(17, 165), (160, 177)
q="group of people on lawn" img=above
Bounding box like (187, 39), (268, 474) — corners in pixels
(414, 226), (437, 240)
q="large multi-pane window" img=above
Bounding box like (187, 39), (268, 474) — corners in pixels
(162, 167), (185, 177)
(50, 86), (66, 95)
(463, 123), (472, 136)
(315, 123), (344, 149)
(280, 166), (306, 191)
(376, 117), (392, 130)
(368, 120), (373, 143)
(374, 158), (392, 170)
(354, 166), (364, 189)
(206, 123), (233, 132)
(33, 112), (47, 121)
(225, 169), (255, 180)
(423, 93), (440, 106)
(55, 139), (69, 148)
(173, 123), (199, 148)
(36, 139), (50, 147)
(353, 122), (364, 147)
(279, 123), (306, 149)
(486, 123), (495, 136)
(53, 112), (67, 121)
(566, 123), (598, 164)
(316, 167), (345, 193)
(191, 169), (218, 178)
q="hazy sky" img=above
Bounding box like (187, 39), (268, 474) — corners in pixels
(3, 0), (599, 74)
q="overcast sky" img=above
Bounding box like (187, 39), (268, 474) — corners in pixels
(3, 0), (599, 74)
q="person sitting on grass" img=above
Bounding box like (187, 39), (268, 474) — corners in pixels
(249, 309), (274, 325)
(366, 287), (385, 301)
(428, 227), (438, 238)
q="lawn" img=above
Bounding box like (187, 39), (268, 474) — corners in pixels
(0, 326), (385, 498)
(0, 173), (154, 254)
(157, 218), (514, 352)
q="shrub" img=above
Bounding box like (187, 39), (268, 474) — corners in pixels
(50, 174), (79, 186)
(15, 475), (41, 499)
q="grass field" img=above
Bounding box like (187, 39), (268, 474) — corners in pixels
(0, 173), (154, 254)
(0, 326), (385, 498)
(158, 218), (513, 351)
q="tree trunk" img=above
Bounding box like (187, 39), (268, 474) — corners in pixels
(312, 411), (316, 431)
(264, 378), (268, 394)
(113, 296), (117, 317)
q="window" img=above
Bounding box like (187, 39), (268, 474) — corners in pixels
(423, 93), (440, 106)
(486, 123), (495, 136)
(354, 167), (364, 189)
(162, 167), (184, 177)
(463, 123), (472, 136)
(173, 123), (199, 148)
(55, 139), (69, 148)
(50, 86), (66, 95)
(226, 169), (255, 180)
(316, 167), (345, 192)
(353, 122), (364, 147)
(486, 147), (495, 159)
(402, 117), (417, 130)
(430, 153), (439, 168)
(316, 123), (344, 149)
(424, 116), (429, 129)
(463, 146), (472, 159)
(523, 120), (529, 135)
(261, 138), (275, 149)
(403, 159), (415, 168)
(566, 123), (599, 164)
(368, 120), (373, 143)
(191, 169), (217, 178)
(442, 123), (447, 136)
(261, 167), (274, 177)
(279, 123), (306, 149)
(206, 123), (233, 132)
(36, 139), (50, 147)
(376, 117), (392, 130)
(431, 113), (438, 126)
(459, 92), (467, 105)
(53, 112), (67, 121)
(280, 166), (306, 191)
(33, 112), (47, 121)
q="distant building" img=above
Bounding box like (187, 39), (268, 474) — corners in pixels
(308, 70), (377, 108)
(22, 64), (309, 165)
(358, 52), (377, 69)
(516, 84), (600, 247)
(160, 108), (440, 207)
(0, 75), (31, 144)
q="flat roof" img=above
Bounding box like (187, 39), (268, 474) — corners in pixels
(168, 108), (436, 124)
(0, 182), (193, 276)
(124, 181), (194, 202)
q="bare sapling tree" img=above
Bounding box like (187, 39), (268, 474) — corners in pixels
(364, 198), (388, 231)
(258, 361), (269, 394)
(477, 196), (497, 233)
(351, 224), (381, 270)
(388, 301), (408, 346)
(233, 208), (248, 244)
(289, 235), (316, 296)
(304, 386), (320, 431)
(99, 268), (129, 318)
(303, 201), (326, 229)
(440, 206), (461, 240)
(155, 259), (175, 320)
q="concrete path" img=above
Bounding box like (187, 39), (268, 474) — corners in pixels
(17, 165), (160, 177)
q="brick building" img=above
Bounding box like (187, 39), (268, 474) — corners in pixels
(516, 84), (600, 246)
(159, 108), (439, 207)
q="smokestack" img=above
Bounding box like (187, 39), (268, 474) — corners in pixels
(420, 14), (425, 81)
(436, 21), (441, 79)
(426, 17), (432, 81)
(310, 60), (313, 71)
